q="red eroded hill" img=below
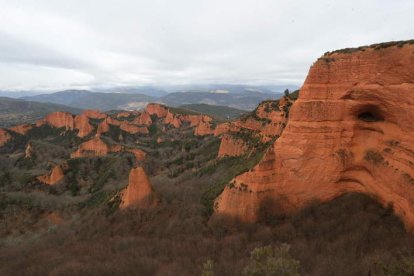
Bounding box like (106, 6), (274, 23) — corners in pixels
(214, 43), (414, 231)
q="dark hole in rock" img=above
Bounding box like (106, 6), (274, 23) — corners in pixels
(358, 111), (383, 122)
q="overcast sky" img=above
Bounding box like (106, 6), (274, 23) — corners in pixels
(0, 0), (413, 91)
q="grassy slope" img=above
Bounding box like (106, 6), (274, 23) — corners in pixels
(179, 103), (247, 120)
(0, 97), (82, 127)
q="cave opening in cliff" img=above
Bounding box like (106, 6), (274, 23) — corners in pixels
(357, 106), (384, 122)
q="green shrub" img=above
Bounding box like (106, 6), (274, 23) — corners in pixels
(243, 244), (300, 276)
(380, 252), (414, 276)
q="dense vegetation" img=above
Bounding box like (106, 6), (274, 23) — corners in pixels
(1, 101), (414, 275)
(179, 104), (247, 121)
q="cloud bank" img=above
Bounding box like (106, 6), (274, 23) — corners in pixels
(0, 0), (413, 91)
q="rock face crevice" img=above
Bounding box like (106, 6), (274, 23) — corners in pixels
(214, 44), (414, 231)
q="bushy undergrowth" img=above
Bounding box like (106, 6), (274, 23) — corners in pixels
(1, 192), (413, 276)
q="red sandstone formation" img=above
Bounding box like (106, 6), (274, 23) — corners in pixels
(194, 120), (214, 136)
(9, 124), (33, 135)
(214, 122), (250, 137)
(133, 111), (152, 125)
(37, 164), (66, 185)
(0, 129), (12, 147)
(71, 136), (112, 158)
(128, 148), (146, 161)
(43, 112), (74, 130)
(116, 111), (134, 119)
(164, 111), (182, 128)
(83, 110), (107, 119)
(74, 114), (94, 137)
(107, 116), (122, 126)
(214, 42), (414, 231)
(217, 134), (248, 158)
(120, 122), (149, 134)
(214, 98), (291, 158)
(145, 103), (168, 118)
(120, 167), (157, 209)
(97, 118), (110, 134)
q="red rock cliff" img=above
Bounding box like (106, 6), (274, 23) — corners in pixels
(9, 124), (33, 135)
(145, 103), (168, 118)
(83, 110), (107, 119)
(37, 164), (66, 185)
(74, 114), (94, 137)
(214, 43), (414, 231)
(218, 134), (248, 158)
(43, 112), (75, 130)
(120, 167), (157, 209)
(71, 136), (113, 158)
(0, 129), (11, 147)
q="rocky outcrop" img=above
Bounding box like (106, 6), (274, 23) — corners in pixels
(83, 110), (107, 119)
(37, 164), (66, 185)
(128, 148), (146, 161)
(0, 129), (12, 147)
(106, 117), (122, 126)
(194, 120), (214, 136)
(218, 134), (248, 157)
(43, 112), (74, 130)
(116, 111), (135, 119)
(120, 122), (149, 134)
(71, 136), (113, 158)
(214, 42), (414, 231)
(24, 142), (33, 158)
(133, 111), (152, 126)
(145, 103), (168, 118)
(97, 118), (110, 134)
(120, 167), (157, 209)
(164, 111), (182, 128)
(9, 124), (33, 135)
(74, 114), (94, 137)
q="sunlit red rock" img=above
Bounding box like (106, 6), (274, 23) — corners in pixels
(164, 111), (182, 128)
(83, 109), (107, 119)
(120, 167), (158, 209)
(9, 124), (33, 135)
(74, 114), (94, 137)
(71, 136), (111, 158)
(133, 111), (152, 125)
(145, 103), (168, 118)
(0, 129), (12, 147)
(218, 134), (248, 158)
(116, 111), (134, 119)
(37, 164), (66, 185)
(214, 43), (414, 231)
(120, 122), (149, 134)
(44, 112), (74, 130)
(194, 120), (214, 136)
(128, 148), (146, 161)
(97, 118), (110, 134)
(107, 116), (122, 126)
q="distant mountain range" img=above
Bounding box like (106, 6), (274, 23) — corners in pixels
(21, 85), (291, 111)
(0, 97), (81, 127)
(22, 90), (156, 111)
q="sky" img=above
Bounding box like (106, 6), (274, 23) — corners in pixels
(0, 0), (413, 92)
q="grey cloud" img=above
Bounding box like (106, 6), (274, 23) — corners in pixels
(0, 0), (413, 91)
